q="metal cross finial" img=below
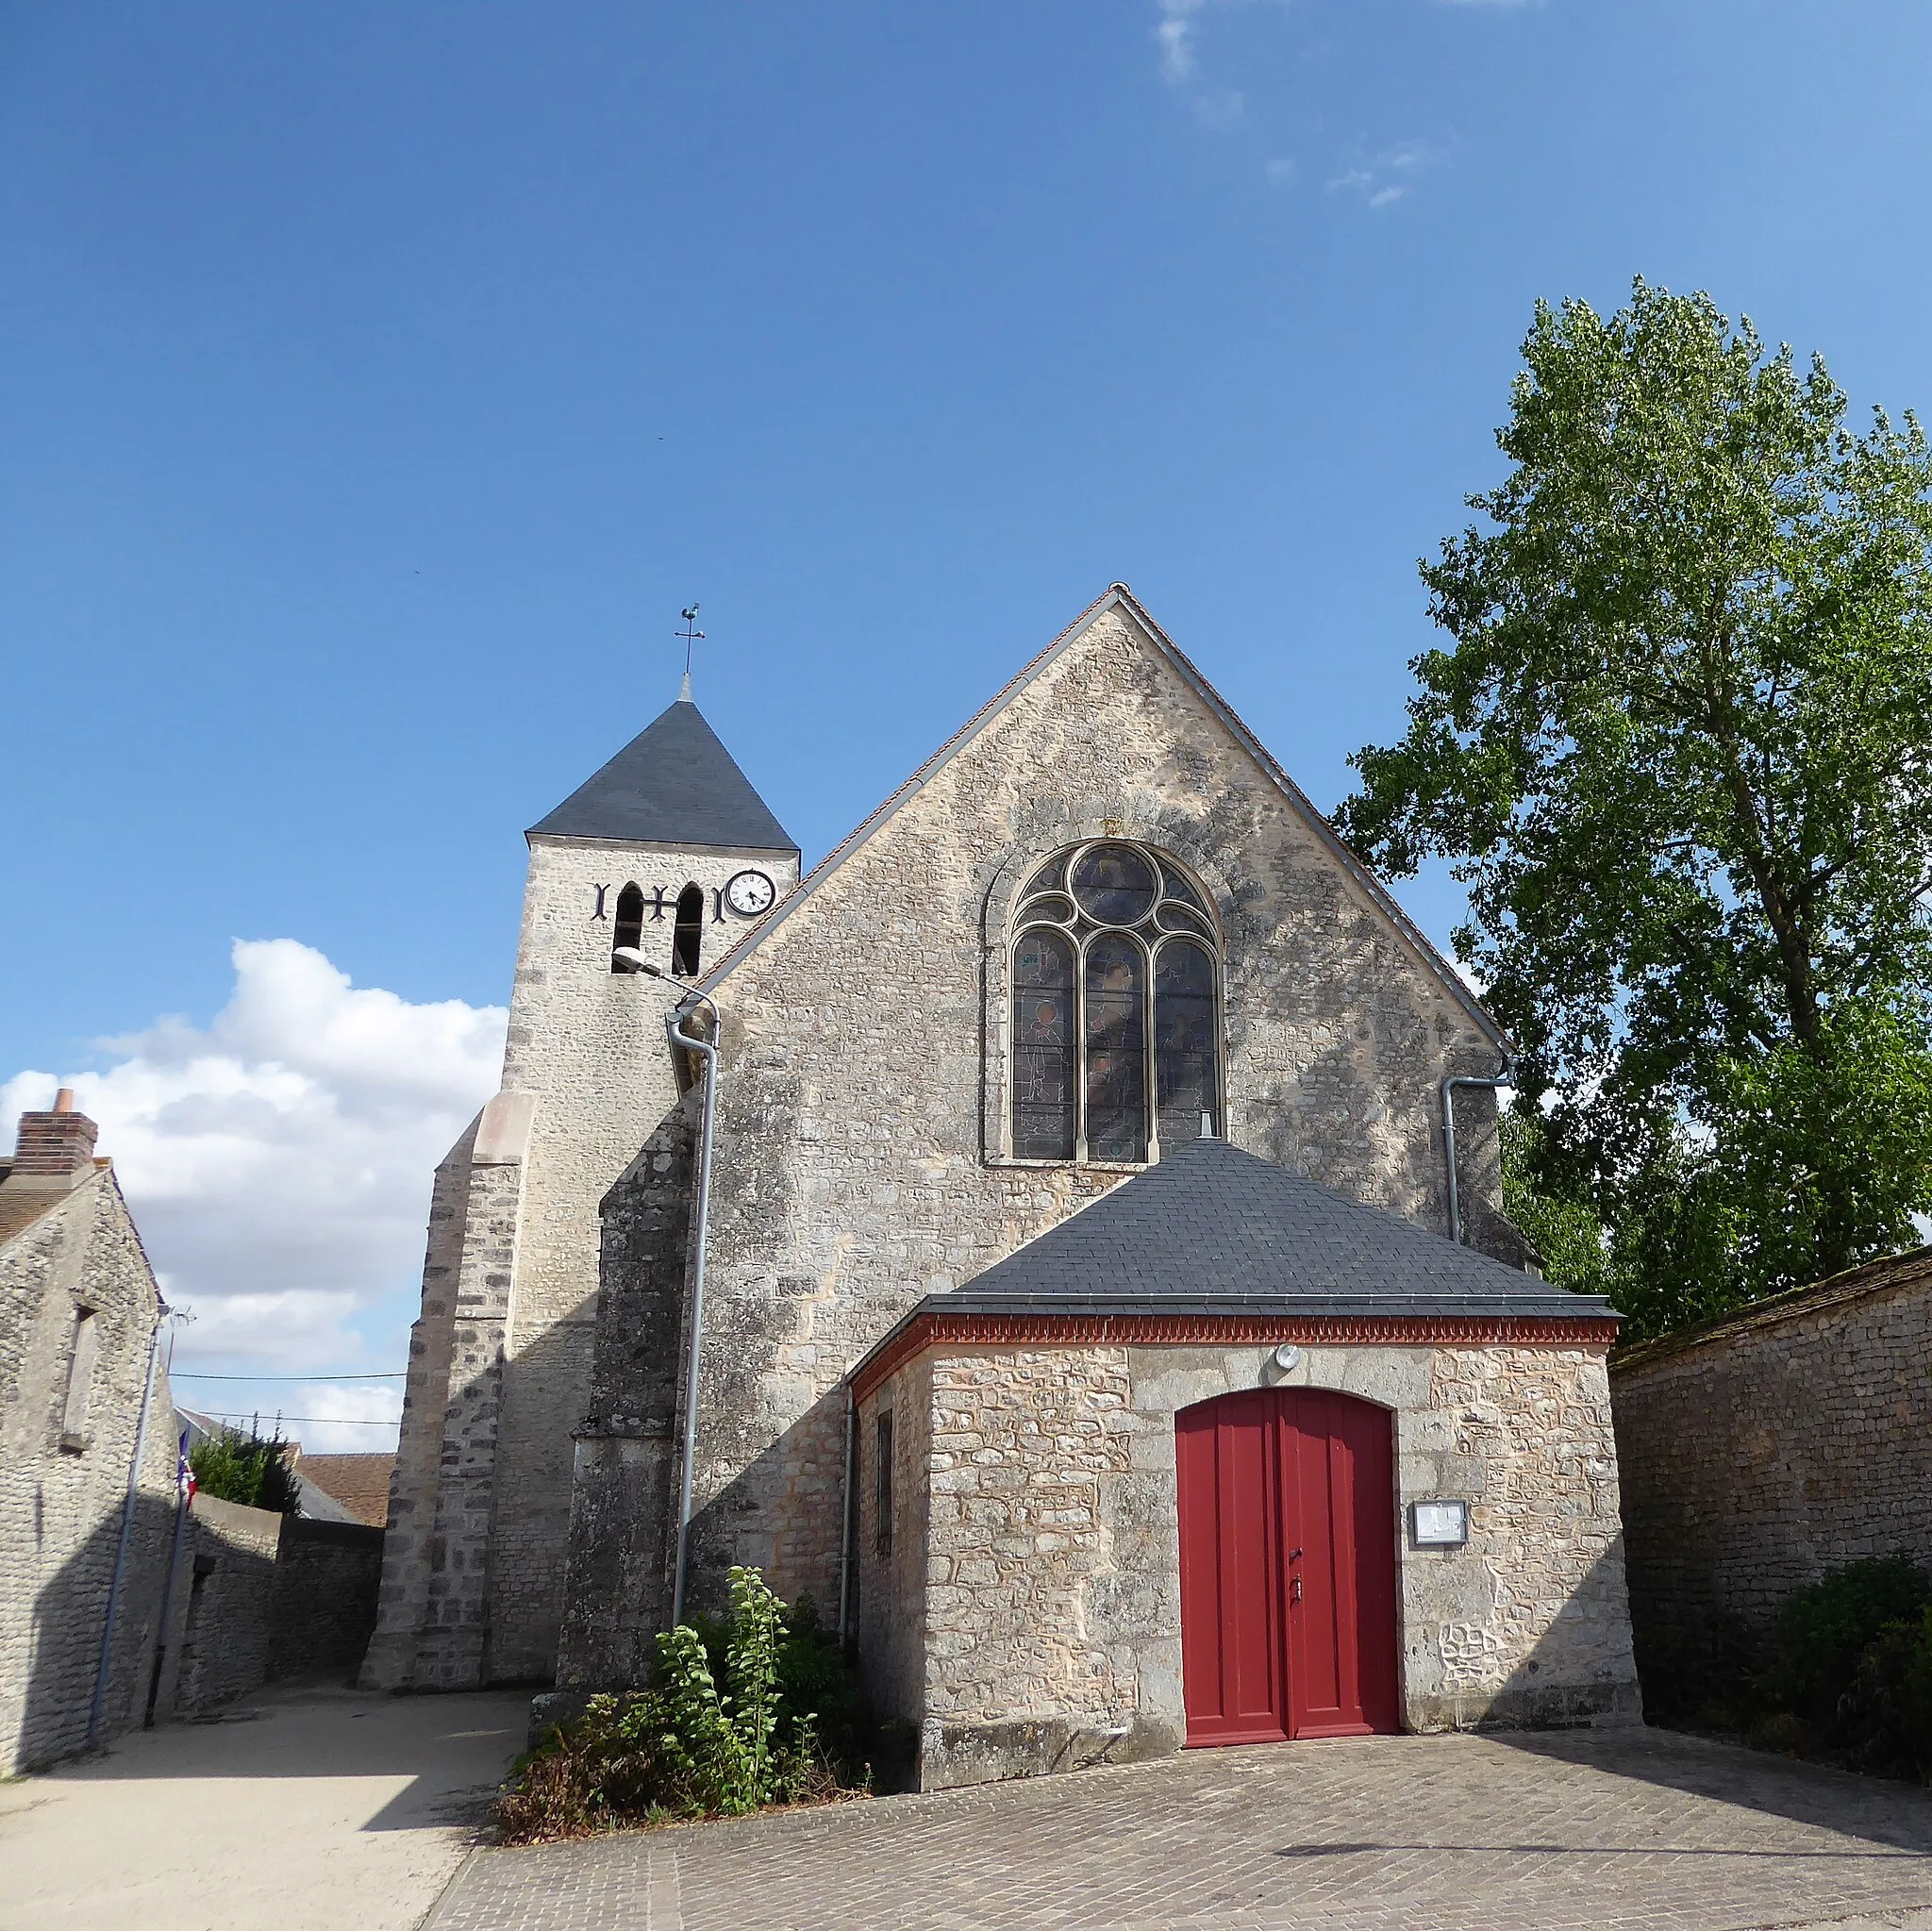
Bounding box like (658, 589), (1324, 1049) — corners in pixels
(677, 605), (705, 701)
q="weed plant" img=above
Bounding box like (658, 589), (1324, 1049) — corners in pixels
(499, 1569), (886, 1842)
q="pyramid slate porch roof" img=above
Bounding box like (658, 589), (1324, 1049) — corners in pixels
(529, 698), (797, 852)
(854, 1138), (1612, 1392)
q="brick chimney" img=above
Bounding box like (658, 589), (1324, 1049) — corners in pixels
(7, 1089), (101, 1190)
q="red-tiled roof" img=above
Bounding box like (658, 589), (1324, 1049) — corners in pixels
(293, 1453), (395, 1527)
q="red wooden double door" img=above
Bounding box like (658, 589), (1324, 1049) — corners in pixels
(1176, 1387), (1400, 1744)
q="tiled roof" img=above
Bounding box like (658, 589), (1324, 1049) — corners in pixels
(295, 1453), (395, 1527)
(940, 1135), (1611, 1322)
(528, 699), (797, 852)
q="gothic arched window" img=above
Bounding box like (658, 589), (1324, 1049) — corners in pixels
(1008, 841), (1223, 1164)
(672, 883), (705, 976)
(611, 883), (645, 974)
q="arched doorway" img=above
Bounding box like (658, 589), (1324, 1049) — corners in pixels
(1175, 1386), (1400, 1744)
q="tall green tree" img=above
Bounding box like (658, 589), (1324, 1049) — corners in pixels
(1337, 279), (1932, 1336)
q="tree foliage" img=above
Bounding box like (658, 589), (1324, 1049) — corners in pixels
(189, 1426), (302, 1514)
(1337, 279), (1932, 1334)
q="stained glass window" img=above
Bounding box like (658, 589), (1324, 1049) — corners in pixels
(1011, 926), (1076, 1159)
(1008, 841), (1222, 1162)
(1071, 844), (1158, 925)
(1085, 935), (1148, 1162)
(1156, 939), (1219, 1149)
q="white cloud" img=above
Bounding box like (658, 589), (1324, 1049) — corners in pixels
(1154, 0), (1247, 127)
(1326, 135), (1457, 208)
(1156, 0), (1204, 82)
(3, 940), (506, 1451)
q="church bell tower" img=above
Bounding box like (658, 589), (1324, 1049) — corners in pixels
(362, 686), (799, 1691)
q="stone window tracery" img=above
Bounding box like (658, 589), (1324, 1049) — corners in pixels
(1008, 841), (1223, 1164)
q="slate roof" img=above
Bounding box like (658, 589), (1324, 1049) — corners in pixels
(528, 699), (797, 852)
(936, 1135), (1613, 1322)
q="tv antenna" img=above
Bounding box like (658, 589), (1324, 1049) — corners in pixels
(677, 605), (704, 700)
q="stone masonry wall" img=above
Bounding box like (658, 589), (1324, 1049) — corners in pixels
(856, 1356), (932, 1729)
(1609, 1254), (1932, 1703)
(556, 1095), (699, 1689)
(858, 1335), (1638, 1788)
(0, 1170), (178, 1773)
(674, 602), (1516, 1626)
(361, 1116), (475, 1690)
(267, 1518), (385, 1683)
(170, 1493), (281, 1713)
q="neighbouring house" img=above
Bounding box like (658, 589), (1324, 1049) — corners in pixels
(1611, 1245), (1932, 1710)
(295, 1453), (395, 1527)
(0, 1091), (178, 1773)
(363, 587), (1641, 1785)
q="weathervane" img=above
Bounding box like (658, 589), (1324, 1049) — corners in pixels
(677, 604), (704, 700)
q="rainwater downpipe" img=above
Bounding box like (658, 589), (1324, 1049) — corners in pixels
(88, 1298), (167, 1750)
(1441, 1058), (1517, 1248)
(837, 1379), (857, 1645)
(660, 978), (721, 1632)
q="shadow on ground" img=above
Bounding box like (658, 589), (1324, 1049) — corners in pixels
(31, 1683), (528, 1834)
(1485, 1723), (1932, 1856)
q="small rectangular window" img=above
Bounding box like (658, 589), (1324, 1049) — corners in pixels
(874, 1409), (894, 1557)
(61, 1307), (99, 1447)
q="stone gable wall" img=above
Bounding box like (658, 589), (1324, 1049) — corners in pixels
(858, 1335), (1638, 1788)
(1609, 1261), (1932, 1702)
(0, 1172), (178, 1773)
(669, 607), (1514, 1620)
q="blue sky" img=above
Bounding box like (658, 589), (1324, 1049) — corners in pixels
(6, 1), (1931, 1433)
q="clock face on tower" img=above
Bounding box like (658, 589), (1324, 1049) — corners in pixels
(724, 869), (776, 917)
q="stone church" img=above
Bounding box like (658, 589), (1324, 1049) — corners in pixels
(363, 587), (1640, 1786)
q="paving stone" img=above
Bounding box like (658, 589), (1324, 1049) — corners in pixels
(432, 1727), (1932, 1931)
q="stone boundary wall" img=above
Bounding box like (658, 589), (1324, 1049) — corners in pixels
(170, 1493), (281, 1713)
(268, 1518), (385, 1683)
(1610, 1249), (1932, 1704)
(152, 1499), (386, 1718)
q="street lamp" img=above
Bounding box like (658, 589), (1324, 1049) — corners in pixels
(617, 951), (718, 1629)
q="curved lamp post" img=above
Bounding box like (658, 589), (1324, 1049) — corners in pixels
(615, 949), (718, 1629)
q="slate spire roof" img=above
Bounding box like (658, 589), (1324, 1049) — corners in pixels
(528, 697), (798, 852)
(941, 1135), (1611, 1322)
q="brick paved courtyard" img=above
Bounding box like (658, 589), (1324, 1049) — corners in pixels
(431, 1727), (1932, 1931)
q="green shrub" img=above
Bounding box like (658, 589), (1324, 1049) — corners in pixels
(189, 1428), (301, 1514)
(1839, 1606), (1932, 1781)
(498, 1568), (871, 1843)
(1760, 1555), (1930, 1730)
